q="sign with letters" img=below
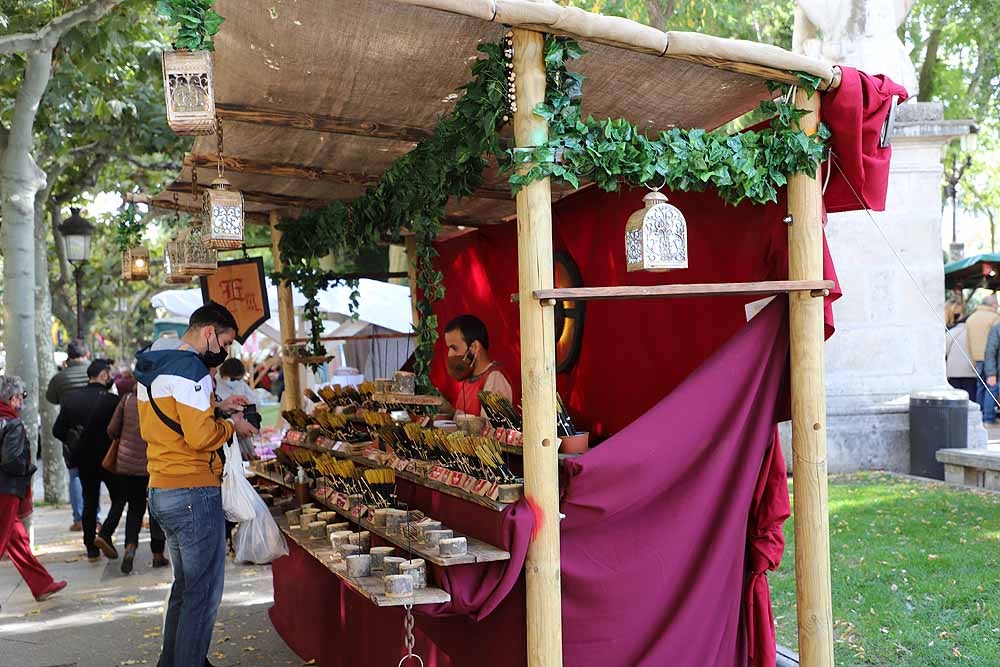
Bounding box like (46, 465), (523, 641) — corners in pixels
(199, 257), (271, 343)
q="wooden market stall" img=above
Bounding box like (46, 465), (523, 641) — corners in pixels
(134, 1), (906, 665)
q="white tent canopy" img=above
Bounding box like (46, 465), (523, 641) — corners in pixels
(151, 279), (414, 339)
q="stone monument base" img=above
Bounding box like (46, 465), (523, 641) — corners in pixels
(780, 397), (988, 474)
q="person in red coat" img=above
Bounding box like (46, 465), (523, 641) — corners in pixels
(0, 375), (67, 606)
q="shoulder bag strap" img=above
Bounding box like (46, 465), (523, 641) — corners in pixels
(147, 390), (184, 437)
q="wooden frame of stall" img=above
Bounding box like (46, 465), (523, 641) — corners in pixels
(143, 2), (845, 664)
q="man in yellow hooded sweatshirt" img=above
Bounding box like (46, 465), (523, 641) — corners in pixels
(134, 302), (256, 667)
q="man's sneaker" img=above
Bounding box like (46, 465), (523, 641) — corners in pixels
(152, 553), (170, 568)
(121, 544), (137, 574)
(34, 580), (67, 601)
(69, 521), (82, 531)
(94, 535), (118, 560)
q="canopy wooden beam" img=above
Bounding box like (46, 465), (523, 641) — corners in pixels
(215, 102), (434, 143)
(185, 153), (378, 186)
(166, 182), (330, 209)
(123, 192), (270, 225)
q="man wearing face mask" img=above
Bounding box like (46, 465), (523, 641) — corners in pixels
(52, 359), (127, 560)
(443, 314), (513, 418)
(134, 302), (256, 667)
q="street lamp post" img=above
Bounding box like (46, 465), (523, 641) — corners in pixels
(58, 207), (95, 340)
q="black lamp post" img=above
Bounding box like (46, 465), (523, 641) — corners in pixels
(58, 207), (95, 339)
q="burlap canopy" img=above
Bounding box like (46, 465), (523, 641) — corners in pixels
(149, 0), (837, 233)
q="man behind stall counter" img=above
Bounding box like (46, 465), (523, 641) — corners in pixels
(443, 314), (514, 418)
(134, 302), (257, 667)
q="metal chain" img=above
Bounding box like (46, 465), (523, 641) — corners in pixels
(215, 117), (225, 178)
(397, 601), (423, 667)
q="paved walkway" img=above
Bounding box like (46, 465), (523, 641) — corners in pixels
(0, 495), (303, 667)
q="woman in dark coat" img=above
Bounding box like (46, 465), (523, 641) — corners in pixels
(107, 379), (169, 574)
(0, 375), (66, 603)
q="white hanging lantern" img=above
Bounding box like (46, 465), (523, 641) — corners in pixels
(121, 246), (150, 281)
(624, 190), (688, 272)
(202, 177), (245, 249)
(162, 50), (217, 135)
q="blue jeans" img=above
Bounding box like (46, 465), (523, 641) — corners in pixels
(977, 362), (1000, 422)
(68, 467), (100, 524)
(148, 487), (226, 667)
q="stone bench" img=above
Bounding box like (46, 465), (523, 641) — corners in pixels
(936, 449), (1000, 489)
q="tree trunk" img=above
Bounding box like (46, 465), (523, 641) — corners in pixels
(0, 51), (53, 477)
(917, 9), (946, 102)
(34, 174), (68, 503)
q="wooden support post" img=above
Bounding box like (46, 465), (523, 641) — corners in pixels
(787, 88), (834, 667)
(270, 211), (302, 412)
(404, 235), (421, 329)
(513, 27), (563, 667)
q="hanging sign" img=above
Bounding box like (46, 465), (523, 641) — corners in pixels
(199, 257), (271, 343)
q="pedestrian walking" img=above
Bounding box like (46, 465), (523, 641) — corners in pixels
(52, 359), (125, 560)
(45, 338), (102, 532)
(964, 295), (1000, 422)
(106, 378), (170, 574)
(0, 375), (67, 606)
(135, 302), (257, 667)
(946, 320), (979, 399)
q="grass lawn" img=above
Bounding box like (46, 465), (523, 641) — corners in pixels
(770, 472), (1000, 665)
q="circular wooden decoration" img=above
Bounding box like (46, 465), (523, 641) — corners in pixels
(553, 251), (585, 374)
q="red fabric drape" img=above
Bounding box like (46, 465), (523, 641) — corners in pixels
(822, 66), (909, 213)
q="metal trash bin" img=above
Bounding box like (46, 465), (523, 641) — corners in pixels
(909, 388), (969, 480)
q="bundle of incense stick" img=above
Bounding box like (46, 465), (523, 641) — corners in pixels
(363, 468), (396, 507)
(478, 391), (522, 430)
(281, 409), (315, 430)
(556, 393), (577, 437)
(474, 436), (517, 482)
(304, 388), (322, 404)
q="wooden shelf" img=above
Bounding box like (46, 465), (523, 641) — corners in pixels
(530, 280), (835, 302)
(275, 513), (451, 607)
(309, 489), (511, 567)
(251, 467), (294, 490)
(497, 442), (582, 460)
(282, 439), (519, 512)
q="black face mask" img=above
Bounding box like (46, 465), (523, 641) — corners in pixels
(201, 348), (229, 368)
(104, 379), (115, 390)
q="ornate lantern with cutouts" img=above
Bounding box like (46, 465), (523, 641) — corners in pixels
(162, 50), (216, 135)
(624, 190), (688, 272)
(177, 226), (218, 276)
(163, 239), (191, 284)
(202, 177), (244, 249)
(121, 246), (150, 281)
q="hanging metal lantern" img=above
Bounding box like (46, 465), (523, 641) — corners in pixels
(162, 50), (216, 135)
(624, 190), (688, 272)
(202, 177), (245, 249)
(163, 239), (191, 284)
(177, 226), (218, 276)
(121, 246), (150, 281)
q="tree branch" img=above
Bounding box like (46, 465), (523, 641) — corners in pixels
(122, 155), (182, 172)
(0, 0), (125, 55)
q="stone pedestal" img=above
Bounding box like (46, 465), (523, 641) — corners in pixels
(781, 102), (981, 472)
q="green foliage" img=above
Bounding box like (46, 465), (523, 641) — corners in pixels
(278, 35), (827, 388)
(156, 0), (224, 51)
(509, 38), (828, 206)
(772, 473), (1000, 665)
(113, 202), (146, 250)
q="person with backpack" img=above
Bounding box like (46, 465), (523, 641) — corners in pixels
(0, 375), (67, 604)
(134, 302), (257, 667)
(52, 360), (125, 560)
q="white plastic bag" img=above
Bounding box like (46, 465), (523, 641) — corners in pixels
(221, 436), (256, 522)
(233, 491), (288, 563)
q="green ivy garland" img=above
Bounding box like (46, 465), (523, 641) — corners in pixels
(114, 203), (146, 251)
(158, 0), (225, 51)
(275, 35), (829, 391)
